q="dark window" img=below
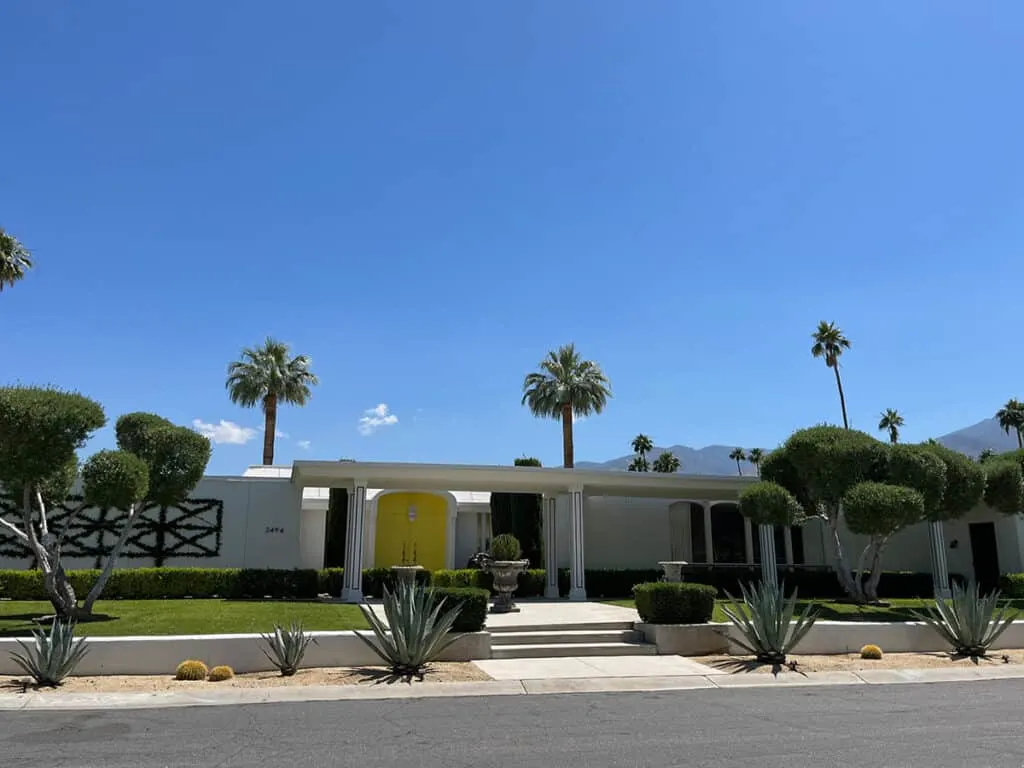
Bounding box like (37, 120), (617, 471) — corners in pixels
(711, 503), (746, 563)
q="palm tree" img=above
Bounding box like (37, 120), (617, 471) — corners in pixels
(747, 448), (764, 475)
(522, 343), (611, 468)
(878, 408), (904, 444)
(226, 337), (319, 465)
(996, 398), (1024, 450)
(729, 447), (746, 476)
(0, 228), (33, 292)
(811, 320), (852, 429)
(979, 448), (996, 464)
(652, 451), (681, 473)
(628, 433), (653, 472)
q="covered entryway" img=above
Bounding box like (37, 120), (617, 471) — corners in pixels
(373, 491), (449, 571)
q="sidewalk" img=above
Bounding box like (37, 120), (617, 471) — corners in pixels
(3, 663), (1024, 712)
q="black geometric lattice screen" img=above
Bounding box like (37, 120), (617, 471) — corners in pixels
(0, 492), (224, 568)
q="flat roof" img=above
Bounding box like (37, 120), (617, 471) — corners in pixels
(289, 460), (753, 501)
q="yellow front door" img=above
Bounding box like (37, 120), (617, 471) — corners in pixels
(374, 492), (448, 571)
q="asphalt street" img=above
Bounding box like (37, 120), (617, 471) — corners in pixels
(2, 681), (1023, 768)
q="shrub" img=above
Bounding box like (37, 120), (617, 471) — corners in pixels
(431, 587), (488, 632)
(585, 569), (661, 598)
(9, 620), (89, 687)
(175, 660), (209, 681)
(259, 622), (315, 676)
(207, 665), (234, 682)
(860, 644), (883, 660)
(233, 569), (319, 599)
(633, 582), (716, 624)
(491, 533), (521, 561)
(999, 573), (1024, 598)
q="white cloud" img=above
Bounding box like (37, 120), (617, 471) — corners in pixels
(358, 403), (398, 436)
(192, 419), (258, 445)
(296, 440), (312, 450)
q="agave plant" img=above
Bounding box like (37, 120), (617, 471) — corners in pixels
(259, 621), (316, 676)
(10, 619), (90, 687)
(355, 581), (463, 679)
(720, 581), (819, 664)
(911, 581), (1015, 658)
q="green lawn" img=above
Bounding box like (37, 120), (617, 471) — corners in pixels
(604, 598), (1024, 623)
(0, 600), (370, 637)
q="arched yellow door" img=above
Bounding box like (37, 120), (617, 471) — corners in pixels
(374, 492), (448, 571)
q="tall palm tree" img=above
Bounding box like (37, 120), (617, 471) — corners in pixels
(652, 450), (681, 473)
(747, 448), (765, 475)
(728, 447), (746, 476)
(878, 408), (904, 444)
(811, 320), (852, 429)
(996, 398), (1024, 449)
(628, 433), (653, 472)
(522, 343), (611, 468)
(226, 337), (319, 465)
(0, 228), (33, 293)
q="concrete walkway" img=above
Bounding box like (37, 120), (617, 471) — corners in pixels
(3, 664), (1024, 711)
(483, 600), (638, 629)
(474, 654), (717, 679)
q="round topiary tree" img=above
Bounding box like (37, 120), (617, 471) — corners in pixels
(0, 387), (211, 619)
(983, 459), (1024, 517)
(843, 482), (926, 602)
(738, 481), (806, 588)
(760, 425), (889, 598)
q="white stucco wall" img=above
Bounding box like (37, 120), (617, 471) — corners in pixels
(0, 477), (303, 571)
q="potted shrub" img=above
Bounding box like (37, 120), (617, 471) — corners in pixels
(483, 534), (529, 613)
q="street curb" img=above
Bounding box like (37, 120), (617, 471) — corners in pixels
(3, 664), (1024, 711)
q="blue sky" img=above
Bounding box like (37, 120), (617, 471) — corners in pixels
(3, 2), (1023, 474)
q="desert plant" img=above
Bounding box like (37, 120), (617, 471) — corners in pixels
(9, 620), (89, 687)
(491, 533), (522, 561)
(355, 581), (463, 679)
(911, 581), (1015, 658)
(259, 621), (315, 676)
(720, 581), (819, 664)
(860, 644), (883, 660)
(208, 665), (234, 682)
(175, 659), (210, 681)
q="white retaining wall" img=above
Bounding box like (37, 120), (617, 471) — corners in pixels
(0, 631), (491, 677)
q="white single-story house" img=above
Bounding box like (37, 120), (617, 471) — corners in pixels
(0, 461), (1019, 600)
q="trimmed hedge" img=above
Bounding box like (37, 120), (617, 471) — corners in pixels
(432, 586), (489, 632)
(633, 582), (717, 624)
(999, 573), (1024, 598)
(0, 565), (962, 602)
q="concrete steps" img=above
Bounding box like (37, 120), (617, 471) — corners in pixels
(487, 621), (656, 659)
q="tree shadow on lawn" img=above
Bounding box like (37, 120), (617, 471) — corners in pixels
(806, 603), (921, 623)
(0, 613), (117, 638)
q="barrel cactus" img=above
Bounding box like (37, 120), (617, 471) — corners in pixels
(174, 659), (209, 681)
(860, 644), (883, 660)
(207, 665), (234, 682)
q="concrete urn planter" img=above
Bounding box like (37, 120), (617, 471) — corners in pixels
(486, 560), (529, 613)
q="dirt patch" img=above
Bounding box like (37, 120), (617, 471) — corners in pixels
(1, 662), (491, 694)
(695, 649), (1024, 674)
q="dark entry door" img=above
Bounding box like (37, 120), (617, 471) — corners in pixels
(968, 522), (1000, 593)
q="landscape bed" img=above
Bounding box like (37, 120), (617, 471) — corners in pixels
(695, 650), (1024, 674)
(1, 662), (493, 693)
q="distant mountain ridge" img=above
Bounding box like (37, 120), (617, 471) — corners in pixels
(576, 418), (1020, 476)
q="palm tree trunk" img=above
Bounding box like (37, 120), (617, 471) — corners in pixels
(735, 460), (741, 476)
(1017, 428), (1023, 450)
(262, 394), (278, 465)
(832, 365), (849, 429)
(561, 403), (574, 468)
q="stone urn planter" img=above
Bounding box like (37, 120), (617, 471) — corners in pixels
(390, 564), (424, 589)
(486, 559), (530, 613)
(658, 561), (688, 583)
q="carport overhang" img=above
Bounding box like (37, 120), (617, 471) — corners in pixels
(290, 460), (754, 502)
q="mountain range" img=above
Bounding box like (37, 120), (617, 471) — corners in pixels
(576, 418), (1021, 476)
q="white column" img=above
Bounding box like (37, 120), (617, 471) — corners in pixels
(759, 524), (778, 588)
(784, 527), (794, 565)
(744, 519), (754, 564)
(929, 521), (951, 599)
(341, 482), (368, 603)
(543, 495), (559, 599)
(703, 502), (714, 564)
(568, 487), (587, 601)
